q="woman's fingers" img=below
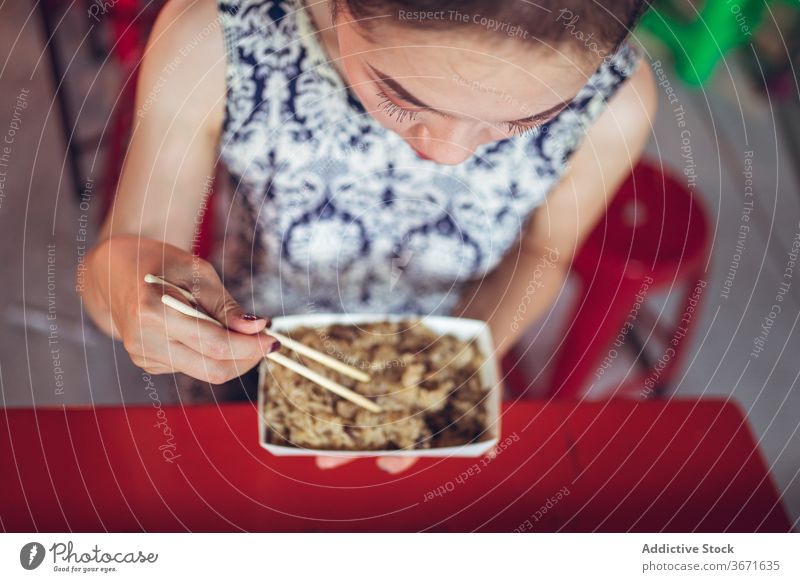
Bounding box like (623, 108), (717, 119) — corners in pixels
(160, 301), (279, 361)
(316, 456), (419, 474)
(103, 239), (276, 382)
(129, 358), (173, 376)
(140, 339), (261, 385)
(377, 457), (418, 474)
(316, 456), (358, 470)
(169, 340), (261, 384)
(189, 263), (270, 334)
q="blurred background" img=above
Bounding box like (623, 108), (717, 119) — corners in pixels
(0, 0), (799, 522)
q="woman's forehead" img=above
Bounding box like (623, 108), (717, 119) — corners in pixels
(348, 31), (597, 122)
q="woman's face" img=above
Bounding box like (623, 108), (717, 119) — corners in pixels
(335, 11), (601, 165)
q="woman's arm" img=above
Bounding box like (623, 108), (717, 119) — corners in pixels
(100, 0), (224, 247)
(85, 0), (224, 335)
(455, 62), (659, 357)
(80, 0), (279, 383)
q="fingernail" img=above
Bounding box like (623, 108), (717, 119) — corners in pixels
(268, 341), (281, 353)
(241, 313), (261, 321)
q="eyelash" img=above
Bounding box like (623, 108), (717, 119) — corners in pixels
(375, 91), (543, 136)
(376, 91), (420, 123)
(505, 122), (541, 137)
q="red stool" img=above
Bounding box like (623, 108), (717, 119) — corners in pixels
(525, 160), (710, 399)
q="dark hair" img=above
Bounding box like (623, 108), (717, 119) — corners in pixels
(335, 1), (649, 55)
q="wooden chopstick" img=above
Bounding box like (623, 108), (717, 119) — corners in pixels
(144, 273), (196, 303)
(157, 293), (381, 414)
(264, 351), (379, 413)
(265, 330), (370, 383)
(145, 274), (371, 383)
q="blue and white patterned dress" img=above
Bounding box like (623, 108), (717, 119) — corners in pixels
(215, 0), (641, 318)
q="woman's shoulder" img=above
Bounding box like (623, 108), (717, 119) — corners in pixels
(589, 40), (656, 132)
(152, 0), (225, 51)
(137, 0), (226, 137)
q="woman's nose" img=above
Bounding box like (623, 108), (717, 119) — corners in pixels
(408, 122), (481, 165)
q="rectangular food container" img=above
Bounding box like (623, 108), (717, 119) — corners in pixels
(258, 313), (501, 458)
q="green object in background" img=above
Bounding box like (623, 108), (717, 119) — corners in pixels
(639, 0), (777, 86)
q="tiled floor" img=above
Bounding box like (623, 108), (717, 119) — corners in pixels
(0, 2), (797, 525)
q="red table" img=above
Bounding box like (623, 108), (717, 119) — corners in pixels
(0, 399), (791, 532)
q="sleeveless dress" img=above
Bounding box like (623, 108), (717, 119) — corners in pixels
(215, 0), (642, 318)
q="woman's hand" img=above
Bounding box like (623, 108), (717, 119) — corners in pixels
(315, 456), (418, 474)
(82, 236), (279, 383)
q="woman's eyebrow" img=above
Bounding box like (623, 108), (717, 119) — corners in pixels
(368, 64), (573, 124)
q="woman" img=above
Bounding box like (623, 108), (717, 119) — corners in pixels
(81, 0), (657, 471)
